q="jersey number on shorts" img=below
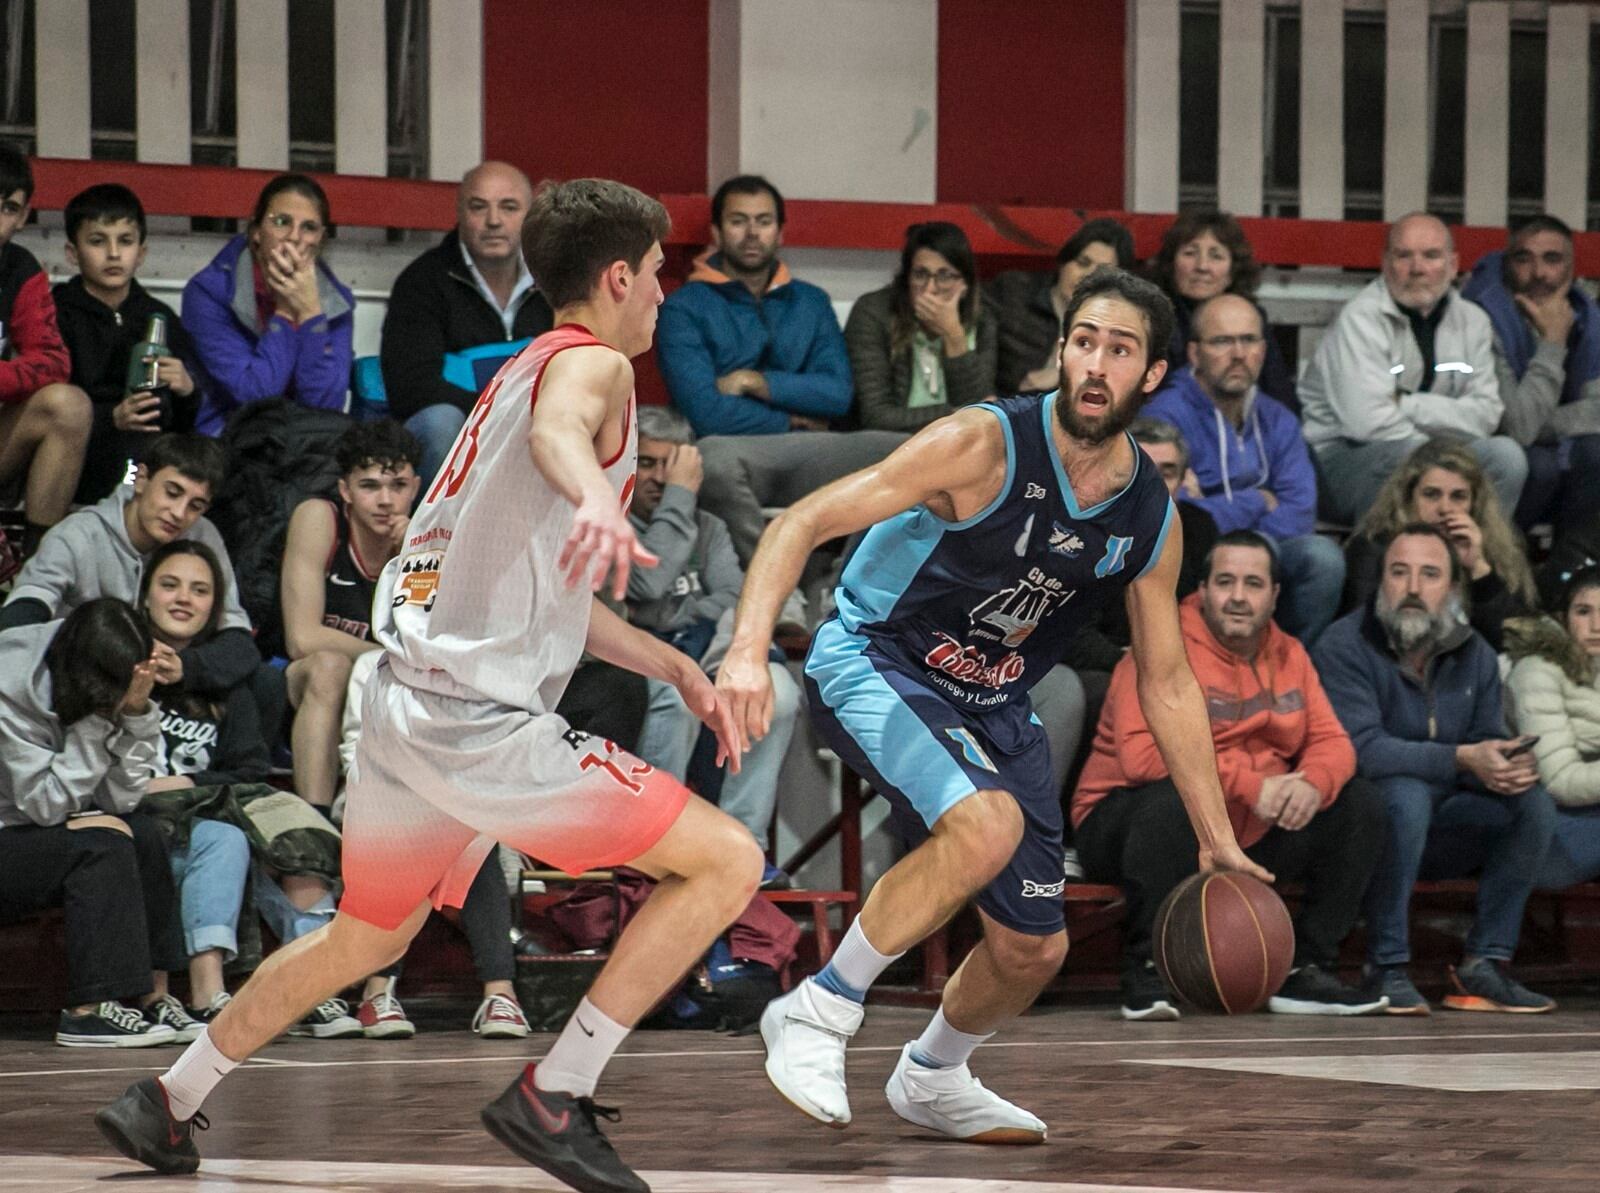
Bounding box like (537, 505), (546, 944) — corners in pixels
(580, 752), (655, 795)
(425, 376), (503, 506)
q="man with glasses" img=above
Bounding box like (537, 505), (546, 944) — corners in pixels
(1299, 212), (1524, 525)
(657, 175), (904, 567)
(1463, 215), (1600, 535)
(1146, 295), (1345, 642)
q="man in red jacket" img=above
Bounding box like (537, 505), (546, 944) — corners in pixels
(0, 146), (88, 573)
(1072, 529), (1388, 1020)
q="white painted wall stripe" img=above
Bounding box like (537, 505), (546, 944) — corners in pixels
(33, 0), (91, 160)
(1382, 0), (1429, 220)
(235, 0), (290, 170)
(1130, 0), (1180, 213)
(1463, 1), (1510, 227)
(1543, 2), (1590, 230)
(1217, 0), (1265, 216)
(334, 0), (388, 177)
(1298, 0), (1345, 221)
(135, 0), (192, 164)
(426, 0), (484, 182)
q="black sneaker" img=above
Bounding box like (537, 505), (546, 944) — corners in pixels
(1361, 963), (1431, 1015)
(1442, 958), (1556, 1013)
(481, 1063), (649, 1193)
(144, 993), (205, 1042)
(94, 1077), (208, 1175)
(57, 1001), (177, 1048)
(1268, 964), (1389, 1015)
(288, 996), (364, 1039)
(1120, 960), (1180, 1022)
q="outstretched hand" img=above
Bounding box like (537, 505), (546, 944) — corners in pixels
(714, 650), (773, 761)
(559, 496), (658, 601)
(679, 666), (743, 775)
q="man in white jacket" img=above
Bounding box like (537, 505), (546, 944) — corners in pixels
(1300, 213), (1526, 526)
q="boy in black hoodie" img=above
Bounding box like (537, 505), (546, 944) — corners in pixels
(54, 184), (205, 504)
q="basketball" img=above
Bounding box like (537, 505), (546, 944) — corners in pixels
(1152, 871), (1295, 1014)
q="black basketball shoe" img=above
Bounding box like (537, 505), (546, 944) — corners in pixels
(94, 1077), (208, 1175)
(481, 1064), (649, 1193)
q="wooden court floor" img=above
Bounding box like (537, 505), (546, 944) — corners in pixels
(6, 992), (1600, 1192)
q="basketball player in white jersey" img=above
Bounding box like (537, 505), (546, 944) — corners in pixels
(96, 179), (763, 1193)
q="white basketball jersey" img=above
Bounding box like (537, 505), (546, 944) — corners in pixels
(372, 325), (637, 712)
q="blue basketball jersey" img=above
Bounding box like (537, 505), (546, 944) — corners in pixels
(828, 392), (1175, 724)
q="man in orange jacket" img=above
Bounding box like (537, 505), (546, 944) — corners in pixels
(1072, 529), (1389, 1020)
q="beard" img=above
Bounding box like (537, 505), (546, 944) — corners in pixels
(1376, 588), (1464, 655)
(1054, 376), (1144, 445)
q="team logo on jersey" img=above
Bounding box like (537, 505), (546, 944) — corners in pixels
(1048, 522), (1085, 557)
(1024, 482), (1048, 500)
(968, 567), (1071, 648)
(1094, 534), (1134, 578)
(1021, 878), (1066, 899)
(945, 727), (997, 772)
(393, 550), (442, 611)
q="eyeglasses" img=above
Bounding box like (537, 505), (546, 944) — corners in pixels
(262, 213), (324, 238)
(910, 268), (963, 287)
(1199, 334), (1264, 351)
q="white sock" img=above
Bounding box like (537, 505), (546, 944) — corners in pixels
(535, 997), (630, 1099)
(814, 918), (903, 1000)
(160, 1028), (240, 1121)
(909, 1007), (993, 1070)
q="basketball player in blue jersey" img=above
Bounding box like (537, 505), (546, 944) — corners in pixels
(718, 267), (1274, 1143)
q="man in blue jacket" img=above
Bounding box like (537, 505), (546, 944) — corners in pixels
(656, 175), (903, 565)
(1313, 522), (1556, 1015)
(1146, 295), (1344, 642)
(1462, 216), (1600, 535)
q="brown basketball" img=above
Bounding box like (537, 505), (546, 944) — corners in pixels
(1152, 871), (1295, 1013)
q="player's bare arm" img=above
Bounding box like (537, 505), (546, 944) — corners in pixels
(529, 345), (659, 600)
(719, 406), (1008, 743)
(281, 499), (377, 662)
(585, 598), (742, 772)
(1125, 520), (1274, 884)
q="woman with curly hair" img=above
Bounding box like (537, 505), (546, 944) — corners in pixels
(1342, 437), (1537, 649)
(1504, 565), (1600, 887)
(1148, 209), (1297, 408)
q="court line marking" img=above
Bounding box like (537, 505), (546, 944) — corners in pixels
(5, 1027), (1598, 1080)
(4, 1153), (1265, 1193)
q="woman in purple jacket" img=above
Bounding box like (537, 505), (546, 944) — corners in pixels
(182, 174), (353, 436)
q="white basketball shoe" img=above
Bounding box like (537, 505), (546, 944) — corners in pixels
(884, 1042), (1047, 1144)
(759, 979), (864, 1127)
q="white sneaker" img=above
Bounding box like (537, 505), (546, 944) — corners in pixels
(885, 1043), (1046, 1144)
(759, 979), (863, 1127)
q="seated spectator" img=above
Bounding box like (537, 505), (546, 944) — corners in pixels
(0, 145), (88, 566)
(1074, 531), (1386, 1020)
(1314, 523), (1557, 1014)
(287, 420), (527, 1039)
(136, 541), (261, 1027)
(626, 407), (801, 887)
(1342, 437), (1536, 651)
(0, 600), (189, 1047)
(1146, 294), (1345, 642)
(1462, 216), (1600, 534)
(1300, 212), (1525, 525)
(380, 161), (553, 488)
(183, 174), (353, 436)
(1504, 566), (1600, 889)
(844, 221), (996, 431)
(656, 174), (903, 565)
(1147, 209), (1297, 408)
(989, 218), (1134, 395)
(55, 183), (204, 503)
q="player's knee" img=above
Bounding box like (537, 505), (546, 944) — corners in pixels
(715, 822), (764, 904)
(936, 789), (1024, 875)
(307, 651), (354, 700)
(989, 928), (1069, 984)
(34, 383), (92, 440)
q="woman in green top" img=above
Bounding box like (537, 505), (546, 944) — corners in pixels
(844, 221), (998, 432)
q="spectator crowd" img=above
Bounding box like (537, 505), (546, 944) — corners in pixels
(2, 139), (1599, 1041)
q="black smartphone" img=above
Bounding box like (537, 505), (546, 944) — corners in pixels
(1504, 736), (1541, 758)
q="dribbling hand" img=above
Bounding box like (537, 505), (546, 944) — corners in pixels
(1199, 839), (1275, 886)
